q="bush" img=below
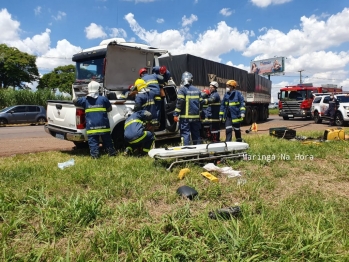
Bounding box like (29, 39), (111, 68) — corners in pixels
(0, 89), (70, 109)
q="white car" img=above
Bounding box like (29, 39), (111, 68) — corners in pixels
(311, 94), (349, 126)
(268, 102), (278, 109)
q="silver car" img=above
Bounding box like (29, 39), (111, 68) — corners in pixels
(0, 105), (47, 126)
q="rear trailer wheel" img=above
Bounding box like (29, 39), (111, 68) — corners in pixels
(251, 107), (258, 123)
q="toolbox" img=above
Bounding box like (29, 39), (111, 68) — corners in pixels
(323, 128), (345, 140)
(269, 127), (296, 139)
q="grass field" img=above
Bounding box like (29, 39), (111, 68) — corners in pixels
(1, 130), (349, 261)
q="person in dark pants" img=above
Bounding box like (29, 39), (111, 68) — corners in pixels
(201, 81), (221, 142)
(173, 71), (202, 146)
(219, 80), (246, 142)
(73, 81), (116, 158)
(325, 94), (339, 126)
(123, 110), (155, 156)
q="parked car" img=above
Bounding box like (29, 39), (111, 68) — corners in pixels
(311, 94), (349, 126)
(0, 105), (47, 126)
(268, 102), (278, 109)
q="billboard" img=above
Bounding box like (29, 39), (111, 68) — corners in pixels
(250, 57), (285, 75)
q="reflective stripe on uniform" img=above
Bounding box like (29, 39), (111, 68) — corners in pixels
(229, 102), (240, 106)
(124, 119), (143, 129)
(129, 131), (147, 144)
(87, 128), (111, 134)
(232, 117), (243, 123)
(226, 125), (232, 129)
(85, 107), (107, 113)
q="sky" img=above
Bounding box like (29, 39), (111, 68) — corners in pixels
(1, 0), (349, 101)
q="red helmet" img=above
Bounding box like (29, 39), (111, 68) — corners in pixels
(139, 68), (147, 76)
(159, 66), (167, 75)
(203, 89), (211, 96)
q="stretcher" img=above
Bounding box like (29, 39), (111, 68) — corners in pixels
(148, 142), (249, 171)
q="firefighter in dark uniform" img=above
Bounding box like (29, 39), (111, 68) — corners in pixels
(124, 110), (154, 156)
(219, 80), (246, 142)
(173, 71), (202, 145)
(139, 68), (162, 129)
(201, 81), (221, 142)
(152, 65), (172, 86)
(73, 81), (116, 158)
(325, 94), (339, 126)
(133, 78), (158, 127)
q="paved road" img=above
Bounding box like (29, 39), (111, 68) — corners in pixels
(0, 116), (333, 157)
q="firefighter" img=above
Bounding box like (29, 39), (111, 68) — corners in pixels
(219, 80), (246, 142)
(124, 110), (155, 156)
(73, 81), (116, 158)
(152, 65), (172, 86)
(201, 81), (221, 142)
(139, 68), (161, 129)
(325, 94), (339, 126)
(133, 78), (158, 127)
(173, 71), (202, 145)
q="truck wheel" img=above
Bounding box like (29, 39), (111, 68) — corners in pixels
(36, 117), (46, 125)
(112, 122), (125, 151)
(335, 112), (344, 126)
(243, 107), (252, 125)
(283, 116), (289, 120)
(251, 107), (258, 123)
(73, 141), (89, 149)
(313, 112), (322, 124)
(264, 107), (269, 120)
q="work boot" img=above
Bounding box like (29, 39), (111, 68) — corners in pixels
(123, 147), (133, 156)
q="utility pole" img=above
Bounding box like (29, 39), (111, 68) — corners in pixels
(298, 70), (304, 84)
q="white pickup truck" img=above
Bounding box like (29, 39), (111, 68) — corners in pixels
(44, 38), (179, 150)
(311, 93), (349, 126)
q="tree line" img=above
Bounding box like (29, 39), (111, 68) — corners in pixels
(0, 43), (75, 95)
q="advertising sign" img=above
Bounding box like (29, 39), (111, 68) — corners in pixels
(250, 57), (285, 75)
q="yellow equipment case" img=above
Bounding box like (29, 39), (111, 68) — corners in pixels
(323, 128), (345, 140)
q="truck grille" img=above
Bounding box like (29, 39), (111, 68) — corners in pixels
(281, 101), (301, 114)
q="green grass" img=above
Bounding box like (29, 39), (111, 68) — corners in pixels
(1, 130), (349, 261)
(269, 108), (279, 115)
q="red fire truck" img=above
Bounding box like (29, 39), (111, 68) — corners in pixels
(278, 84), (342, 120)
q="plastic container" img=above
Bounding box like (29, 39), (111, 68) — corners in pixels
(58, 159), (75, 170)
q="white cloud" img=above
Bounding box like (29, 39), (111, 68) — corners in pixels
(250, 0), (292, 8)
(125, 13), (250, 62)
(156, 18), (164, 24)
(0, 8), (21, 43)
(34, 6), (41, 16)
(85, 23), (107, 39)
(181, 14), (198, 27)
(109, 28), (127, 38)
(52, 11), (66, 21)
(220, 8), (233, 17)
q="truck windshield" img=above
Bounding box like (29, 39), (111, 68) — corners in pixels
(280, 90), (309, 101)
(75, 57), (104, 82)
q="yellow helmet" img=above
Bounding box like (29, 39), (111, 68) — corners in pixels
(226, 80), (239, 87)
(134, 79), (147, 92)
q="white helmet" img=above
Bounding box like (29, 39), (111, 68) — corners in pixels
(210, 81), (218, 88)
(87, 81), (100, 97)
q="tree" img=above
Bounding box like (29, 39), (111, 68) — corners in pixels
(0, 44), (39, 89)
(37, 65), (75, 95)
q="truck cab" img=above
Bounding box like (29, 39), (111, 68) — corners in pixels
(45, 38), (179, 149)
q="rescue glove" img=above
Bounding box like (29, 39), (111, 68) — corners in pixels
(144, 110), (153, 121)
(174, 116), (179, 122)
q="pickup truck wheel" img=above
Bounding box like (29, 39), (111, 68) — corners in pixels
(313, 112), (322, 124)
(0, 118), (7, 126)
(112, 123), (125, 151)
(335, 112), (344, 126)
(73, 141), (89, 149)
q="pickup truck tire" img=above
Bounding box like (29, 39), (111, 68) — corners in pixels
(313, 112), (322, 124)
(335, 112), (344, 126)
(73, 141), (89, 149)
(112, 122), (125, 151)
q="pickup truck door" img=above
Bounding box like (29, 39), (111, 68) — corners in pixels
(163, 84), (179, 132)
